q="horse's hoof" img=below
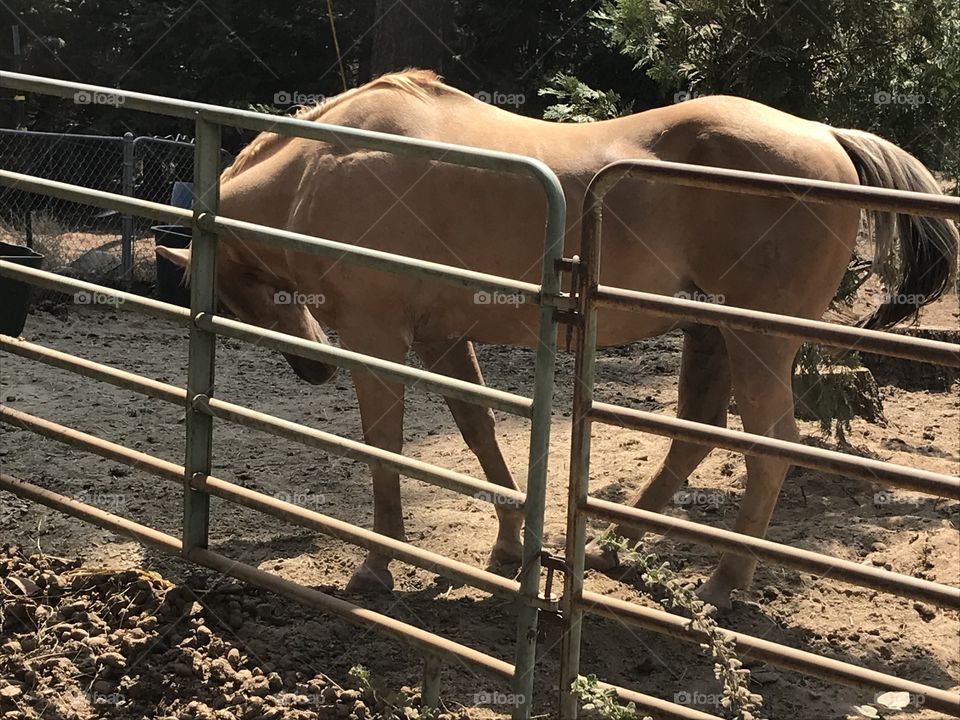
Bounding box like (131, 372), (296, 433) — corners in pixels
(346, 564), (395, 594)
(695, 576), (734, 611)
(488, 539), (523, 570)
(584, 542), (620, 572)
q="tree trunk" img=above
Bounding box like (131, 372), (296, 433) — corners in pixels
(370, 0), (447, 77)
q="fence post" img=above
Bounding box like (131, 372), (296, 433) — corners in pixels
(182, 115), (221, 551)
(23, 204), (32, 250)
(511, 177), (565, 720)
(421, 654), (442, 710)
(120, 132), (135, 288)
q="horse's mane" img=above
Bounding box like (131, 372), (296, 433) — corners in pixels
(221, 69), (443, 182)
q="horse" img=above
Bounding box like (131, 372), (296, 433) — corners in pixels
(158, 70), (957, 608)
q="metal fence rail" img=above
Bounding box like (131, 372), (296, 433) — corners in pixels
(577, 591), (960, 714)
(584, 497), (958, 607)
(559, 159), (960, 719)
(588, 401), (960, 498)
(0, 71), (566, 720)
(0, 472), (516, 692)
(0, 402), (546, 607)
(593, 285), (960, 366)
(0, 335), (528, 511)
(0, 167), (566, 308)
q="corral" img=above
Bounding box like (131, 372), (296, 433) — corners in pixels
(1, 73), (959, 720)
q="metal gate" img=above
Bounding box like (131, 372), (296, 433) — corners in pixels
(0, 72), (571, 720)
(558, 159), (960, 718)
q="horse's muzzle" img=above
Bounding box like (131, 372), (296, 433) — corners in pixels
(282, 352), (339, 385)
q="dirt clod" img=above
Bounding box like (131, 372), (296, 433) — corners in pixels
(0, 546), (459, 720)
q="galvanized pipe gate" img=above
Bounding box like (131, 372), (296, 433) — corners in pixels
(0, 71), (568, 720)
(2, 73), (960, 719)
(559, 160), (960, 719)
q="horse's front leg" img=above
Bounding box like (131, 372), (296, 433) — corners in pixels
(414, 338), (523, 570)
(342, 327), (411, 594)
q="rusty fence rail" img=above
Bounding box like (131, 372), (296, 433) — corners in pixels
(558, 159), (960, 719)
(0, 71), (569, 720)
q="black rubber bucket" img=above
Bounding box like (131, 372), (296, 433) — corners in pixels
(0, 241), (44, 336)
(153, 225), (192, 308)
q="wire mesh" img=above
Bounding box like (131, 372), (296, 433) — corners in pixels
(0, 129), (125, 292)
(0, 129), (233, 291)
(129, 135), (197, 283)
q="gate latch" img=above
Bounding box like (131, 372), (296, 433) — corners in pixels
(538, 550), (570, 630)
(554, 255), (582, 351)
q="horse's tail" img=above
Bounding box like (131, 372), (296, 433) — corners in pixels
(831, 127), (958, 330)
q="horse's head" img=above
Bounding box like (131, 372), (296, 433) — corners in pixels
(156, 245), (338, 385)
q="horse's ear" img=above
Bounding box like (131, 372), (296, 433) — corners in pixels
(156, 246), (191, 269)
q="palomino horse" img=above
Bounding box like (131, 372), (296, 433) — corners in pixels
(159, 70), (957, 607)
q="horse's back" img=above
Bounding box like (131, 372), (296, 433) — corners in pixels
(318, 85), (853, 179)
(227, 78), (864, 344)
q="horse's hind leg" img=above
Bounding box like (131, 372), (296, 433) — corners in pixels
(414, 339), (523, 568)
(585, 324), (731, 569)
(696, 330), (800, 609)
(623, 325), (732, 515)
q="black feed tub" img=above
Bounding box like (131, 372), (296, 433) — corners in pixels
(152, 225), (192, 308)
(0, 241), (44, 336)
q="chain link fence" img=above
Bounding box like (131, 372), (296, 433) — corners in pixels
(0, 129), (232, 291)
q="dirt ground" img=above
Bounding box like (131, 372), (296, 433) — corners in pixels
(0, 289), (958, 720)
